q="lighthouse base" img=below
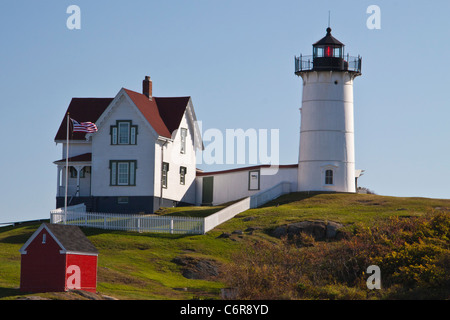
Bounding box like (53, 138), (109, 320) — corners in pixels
(298, 161), (356, 193)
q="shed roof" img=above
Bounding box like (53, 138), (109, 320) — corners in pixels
(20, 223), (98, 255)
(53, 153), (92, 164)
(196, 164), (298, 176)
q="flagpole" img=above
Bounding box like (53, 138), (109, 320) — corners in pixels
(64, 113), (70, 224)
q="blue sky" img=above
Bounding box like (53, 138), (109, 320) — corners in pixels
(1, 0), (449, 223)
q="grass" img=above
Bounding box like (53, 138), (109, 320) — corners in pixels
(155, 205), (226, 218)
(1, 192), (449, 300)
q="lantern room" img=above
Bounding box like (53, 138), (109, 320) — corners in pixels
(295, 27), (361, 75)
(312, 27), (347, 71)
(313, 28), (344, 58)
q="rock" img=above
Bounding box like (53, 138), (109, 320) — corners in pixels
(217, 232), (231, 239)
(173, 287), (188, 291)
(16, 296), (50, 300)
(271, 220), (345, 241)
(221, 287), (239, 299)
(271, 225), (288, 238)
(288, 221), (327, 241)
(70, 290), (104, 300)
(172, 256), (220, 280)
(232, 230), (243, 235)
(243, 216), (256, 222)
(326, 221), (344, 239)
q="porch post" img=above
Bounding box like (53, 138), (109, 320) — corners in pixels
(74, 165), (85, 197)
(56, 166), (62, 197)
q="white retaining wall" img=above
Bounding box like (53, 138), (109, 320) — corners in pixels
(203, 181), (291, 233)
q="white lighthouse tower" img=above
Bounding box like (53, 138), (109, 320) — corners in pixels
(295, 27), (362, 193)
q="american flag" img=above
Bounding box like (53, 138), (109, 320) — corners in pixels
(71, 118), (98, 133)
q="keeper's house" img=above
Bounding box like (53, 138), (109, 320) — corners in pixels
(54, 76), (202, 213)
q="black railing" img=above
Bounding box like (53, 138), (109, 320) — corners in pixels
(295, 54), (362, 74)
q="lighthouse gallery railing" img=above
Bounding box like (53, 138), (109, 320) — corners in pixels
(295, 55), (362, 73)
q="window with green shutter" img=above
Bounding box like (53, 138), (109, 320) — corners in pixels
(110, 160), (137, 186)
(111, 120), (138, 145)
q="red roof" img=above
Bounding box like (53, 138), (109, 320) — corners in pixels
(54, 153), (92, 164)
(55, 89), (190, 141)
(196, 164), (298, 176)
(55, 98), (114, 141)
(154, 96), (191, 135)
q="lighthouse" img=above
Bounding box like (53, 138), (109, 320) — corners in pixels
(295, 27), (362, 193)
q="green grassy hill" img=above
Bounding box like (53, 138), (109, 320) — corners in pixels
(1, 192), (449, 300)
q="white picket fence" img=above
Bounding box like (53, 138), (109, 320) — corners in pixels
(50, 182), (292, 235)
(50, 210), (205, 234)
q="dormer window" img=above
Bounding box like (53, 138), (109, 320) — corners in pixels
(111, 121), (138, 145)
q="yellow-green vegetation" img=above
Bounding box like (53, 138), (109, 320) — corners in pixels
(1, 193), (449, 300)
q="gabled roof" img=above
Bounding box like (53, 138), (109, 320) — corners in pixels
(55, 89), (191, 141)
(154, 96), (191, 135)
(123, 89), (190, 139)
(20, 223), (98, 255)
(55, 98), (114, 141)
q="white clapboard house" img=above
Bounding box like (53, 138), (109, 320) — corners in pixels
(54, 76), (202, 213)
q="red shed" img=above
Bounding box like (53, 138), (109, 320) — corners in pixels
(19, 223), (99, 293)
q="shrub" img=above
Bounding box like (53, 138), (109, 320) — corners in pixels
(222, 211), (450, 299)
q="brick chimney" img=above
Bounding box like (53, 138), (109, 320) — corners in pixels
(143, 76), (152, 99)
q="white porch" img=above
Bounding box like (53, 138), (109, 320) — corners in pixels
(54, 153), (92, 199)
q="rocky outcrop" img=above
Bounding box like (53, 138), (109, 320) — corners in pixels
(172, 256), (220, 280)
(271, 220), (345, 241)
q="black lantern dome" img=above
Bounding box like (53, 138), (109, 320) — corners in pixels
(312, 27), (347, 71)
(295, 27), (361, 75)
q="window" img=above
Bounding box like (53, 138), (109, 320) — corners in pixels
(315, 47), (324, 57)
(111, 121), (138, 145)
(180, 128), (187, 154)
(334, 47), (342, 58)
(117, 197), (129, 204)
(110, 160), (137, 186)
(70, 167), (85, 178)
(42, 233), (46, 244)
(180, 166), (187, 185)
(162, 162), (169, 189)
(248, 170), (260, 191)
(118, 163), (129, 185)
(118, 122), (130, 144)
(325, 170), (333, 185)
